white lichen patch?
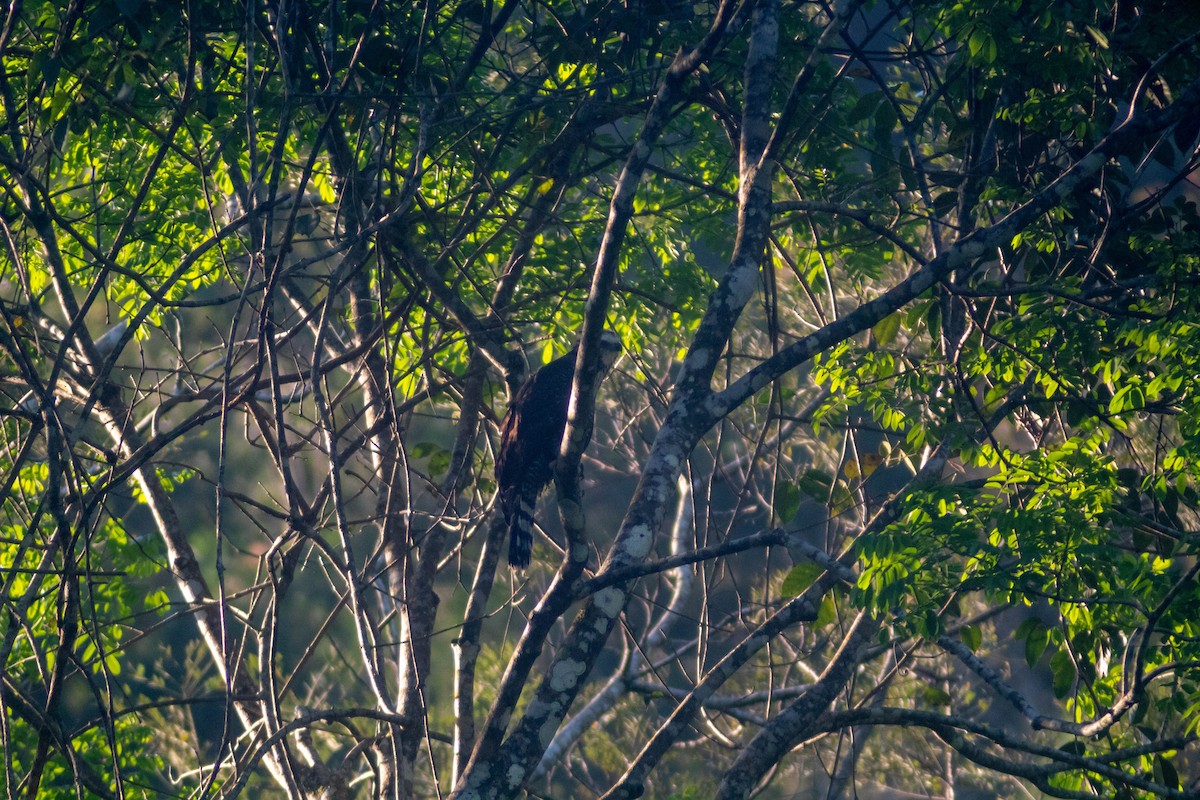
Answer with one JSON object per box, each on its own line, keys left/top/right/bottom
{"left": 958, "top": 239, "right": 985, "bottom": 259}
{"left": 523, "top": 698, "right": 549, "bottom": 719}
{"left": 685, "top": 348, "right": 709, "bottom": 370}
{"left": 704, "top": 393, "right": 728, "bottom": 419}
{"left": 639, "top": 481, "right": 667, "bottom": 505}
{"left": 506, "top": 764, "right": 526, "bottom": 787}
{"left": 594, "top": 586, "right": 626, "bottom": 618}
{"left": 724, "top": 264, "right": 757, "bottom": 307}
{"left": 623, "top": 524, "right": 653, "bottom": 558}
{"left": 549, "top": 659, "right": 587, "bottom": 692}
{"left": 454, "top": 640, "right": 480, "bottom": 660}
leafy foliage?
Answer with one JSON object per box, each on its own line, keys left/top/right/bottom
{"left": 2, "top": 0, "right": 1199, "bottom": 798}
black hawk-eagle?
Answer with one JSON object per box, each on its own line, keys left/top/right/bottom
{"left": 495, "top": 331, "right": 622, "bottom": 568}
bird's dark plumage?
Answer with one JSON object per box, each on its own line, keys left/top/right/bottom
{"left": 495, "top": 332, "right": 621, "bottom": 568}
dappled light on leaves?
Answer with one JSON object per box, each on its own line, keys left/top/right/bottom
{"left": 1, "top": 1, "right": 1199, "bottom": 798}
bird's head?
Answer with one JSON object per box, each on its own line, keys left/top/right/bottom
{"left": 597, "top": 330, "right": 623, "bottom": 372}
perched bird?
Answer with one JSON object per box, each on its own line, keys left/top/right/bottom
{"left": 495, "top": 331, "right": 623, "bottom": 568}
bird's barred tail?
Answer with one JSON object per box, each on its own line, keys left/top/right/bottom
{"left": 507, "top": 493, "right": 538, "bottom": 569}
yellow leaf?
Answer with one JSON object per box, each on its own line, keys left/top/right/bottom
{"left": 843, "top": 452, "right": 883, "bottom": 479}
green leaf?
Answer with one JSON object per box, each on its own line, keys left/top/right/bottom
{"left": 919, "top": 609, "right": 943, "bottom": 639}
{"left": 872, "top": 312, "right": 902, "bottom": 346}
{"left": 1058, "top": 740, "right": 1087, "bottom": 756}
{"left": 1154, "top": 755, "right": 1180, "bottom": 789}
{"left": 1085, "top": 25, "right": 1109, "bottom": 49}
{"left": 775, "top": 482, "right": 801, "bottom": 523}
{"left": 815, "top": 595, "right": 837, "bottom": 629}
{"left": 922, "top": 686, "right": 952, "bottom": 706}
{"left": 874, "top": 102, "right": 898, "bottom": 144}
{"left": 781, "top": 562, "right": 824, "bottom": 598}
{"left": 410, "top": 442, "right": 437, "bottom": 459}
{"left": 931, "top": 191, "right": 958, "bottom": 218}
{"left": 1108, "top": 383, "right": 1145, "bottom": 414}
{"left": 429, "top": 448, "right": 452, "bottom": 477}
{"left": 145, "top": 589, "right": 170, "bottom": 615}
{"left": 848, "top": 91, "right": 884, "bottom": 123}
{"left": 924, "top": 300, "right": 941, "bottom": 340}
{"left": 1050, "top": 648, "right": 1076, "bottom": 698}
{"left": 1024, "top": 622, "right": 1049, "bottom": 667}
{"left": 959, "top": 624, "right": 982, "bottom": 653}
{"left": 797, "top": 468, "right": 832, "bottom": 502}
{"left": 830, "top": 479, "right": 855, "bottom": 516}
{"left": 968, "top": 28, "right": 997, "bottom": 63}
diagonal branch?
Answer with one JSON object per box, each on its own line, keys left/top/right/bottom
{"left": 451, "top": 4, "right": 745, "bottom": 797}
{"left": 712, "top": 73, "right": 1200, "bottom": 418}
